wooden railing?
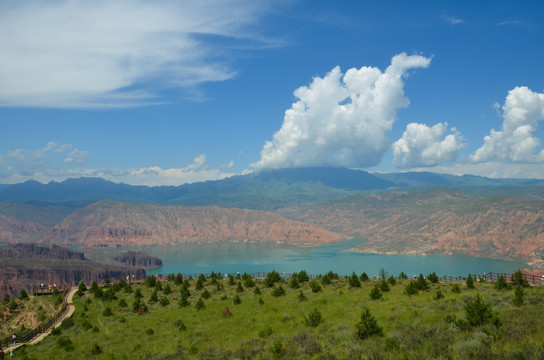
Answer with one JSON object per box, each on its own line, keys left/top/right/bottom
{"left": 440, "top": 271, "right": 542, "bottom": 285}
{"left": 1, "top": 288, "right": 70, "bottom": 348}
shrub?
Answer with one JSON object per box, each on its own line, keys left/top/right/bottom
{"left": 309, "top": 280, "right": 322, "bottom": 293}
{"left": 145, "top": 328, "right": 154, "bottom": 335}
{"left": 404, "top": 280, "right": 419, "bottom": 295}
{"left": 258, "top": 297, "right": 264, "bottom": 305}
{"left": 233, "top": 295, "right": 242, "bottom": 305}
{"left": 60, "top": 317, "right": 75, "bottom": 330}
{"left": 349, "top": 272, "right": 361, "bottom": 288}
{"left": 228, "top": 274, "right": 235, "bottom": 286}
{"left": 355, "top": 308, "right": 383, "bottom": 340}
{"left": 201, "top": 289, "right": 211, "bottom": 299}
{"left": 289, "top": 277, "right": 300, "bottom": 289}
{"left": 195, "top": 278, "right": 204, "bottom": 290}
{"left": 270, "top": 339, "right": 285, "bottom": 359}
{"left": 369, "top": 285, "right": 382, "bottom": 300}
{"left": 451, "top": 283, "right": 461, "bottom": 294}
{"left": 434, "top": 289, "right": 445, "bottom": 300}
{"left": 259, "top": 326, "right": 273, "bottom": 338}
{"left": 178, "top": 296, "right": 190, "bottom": 307}
{"left": 134, "top": 288, "right": 143, "bottom": 299}
{"left": 466, "top": 274, "right": 475, "bottom": 289}
{"left": 292, "top": 330, "right": 322, "bottom": 356}
{"left": 8, "top": 299, "right": 17, "bottom": 311}
{"left": 272, "top": 285, "right": 286, "bottom": 297}
{"left": 494, "top": 275, "right": 510, "bottom": 290}
{"left": 304, "top": 307, "right": 323, "bottom": 327}
{"left": 464, "top": 293, "right": 501, "bottom": 327}
{"left": 254, "top": 286, "right": 262, "bottom": 295}
{"left": 56, "top": 336, "right": 74, "bottom": 351}
{"left": 18, "top": 289, "right": 29, "bottom": 300}
{"left": 387, "top": 276, "right": 397, "bottom": 286}
{"left": 379, "top": 279, "right": 390, "bottom": 292}
{"left": 321, "top": 273, "right": 332, "bottom": 285}
{"left": 298, "top": 291, "right": 307, "bottom": 302}
{"left": 145, "top": 275, "right": 157, "bottom": 288}
{"left": 175, "top": 319, "right": 187, "bottom": 331}
{"left": 90, "top": 343, "right": 102, "bottom": 355}
{"left": 149, "top": 289, "right": 159, "bottom": 303}
{"left": 160, "top": 296, "right": 170, "bottom": 307}
{"left": 398, "top": 272, "right": 408, "bottom": 279}
{"left": 378, "top": 268, "right": 389, "bottom": 280}
{"left": 264, "top": 271, "right": 282, "bottom": 287}
{"left": 51, "top": 327, "right": 61, "bottom": 335}
{"left": 195, "top": 298, "right": 206, "bottom": 310}
{"left": 417, "top": 274, "right": 429, "bottom": 290}
{"left": 221, "top": 307, "right": 233, "bottom": 318}
{"left": 236, "top": 282, "right": 244, "bottom": 293}
{"left": 78, "top": 282, "right": 87, "bottom": 293}
{"left": 428, "top": 272, "right": 439, "bottom": 284}
{"left": 510, "top": 270, "right": 530, "bottom": 288}
{"left": 512, "top": 286, "right": 526, "bottom": 306}
{"left": 2, "top": 294, "right": 10, "bottom": 305}
{"left": 244, "top": 277, "right": 255, "bottom": 288}
{"left": 163, "top": 283, "right": 173, "bottom": 294}
{"left": 132, "top": 299, "right": 144, "bottom": 313}
{"left": 296, "top": 270, "right": 310, "bottom": 283}
{"left": 102, "top": 306, "right": 113, "bottom": 317}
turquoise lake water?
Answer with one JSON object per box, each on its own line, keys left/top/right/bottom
{"left": 143, "top": 238, "right": 528, "bottom": 277}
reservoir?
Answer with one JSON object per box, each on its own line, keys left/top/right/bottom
{"left": 143, "top": 238, "right": 529, "bottom": 277}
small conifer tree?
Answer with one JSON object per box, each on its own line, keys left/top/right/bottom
{"left": 195, "top": 298, "right": 205, "bottom": 310}
{"left": 494, "top": 275, "right": 510, "bottom": 290}
{"left": 349, "top": 272, "right": 361, "bottom": 287}
{"left": 369, "top": 285, "right": 382, "bottom": 300}
{"left": 355, "top": 308, "right": 383, "bottom": 340}
{"left": 466, "top": 274, "right": 475, "bottom": 289}
{"left": 512, "top": 286, "right": 526, "bottom": 306}
{"left": 304, "top": 307, "right": 323, "bottom": 327}
{"left": 309, "top": 280, "right": 322, "bottom": 293}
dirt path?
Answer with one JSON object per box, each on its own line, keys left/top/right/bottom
{"left": 4, "top": 286, "right": 78, "bottom": 353}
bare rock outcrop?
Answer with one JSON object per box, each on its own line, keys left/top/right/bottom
{"left": 45, "top": 200, "right": 343, "bottom": 248}
{"left": 0, "top": 244, "right": 146, "bottom": 299}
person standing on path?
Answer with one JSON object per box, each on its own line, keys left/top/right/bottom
{"left": 11, "top": 335, "right": 15, "bottom": 346}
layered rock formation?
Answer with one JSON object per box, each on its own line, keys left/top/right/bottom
{"left": 287, "top": 189, "right": 544, "bottom": 267}
{"left": 0, "top": 244, "right": 146, "bottom": 298}
{"left": 45, "top": 200, "right": 343, "bottom": 247}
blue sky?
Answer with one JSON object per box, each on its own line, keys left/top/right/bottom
{"left": 1, "top": 0, "right": 544, "bottom": 185}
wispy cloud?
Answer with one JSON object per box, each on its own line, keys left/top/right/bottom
{"left": 497, "top": 20, "right": 521, "bottom": 26}
{"left": 0, "top": 150, "right": 241, "bottom": 186}
{"left": 442, "top": 15, "right": 463, "bottom": 25}
{"left": 0, "top": 0, "right": 276, "bottom": 109}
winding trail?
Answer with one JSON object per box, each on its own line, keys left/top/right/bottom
{"left": 4, "top": 286, "right": 78, "bottom": 353}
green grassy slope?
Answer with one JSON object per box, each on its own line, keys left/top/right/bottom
{"left": 13, "top": 273, "right": 544, "bottom": 359}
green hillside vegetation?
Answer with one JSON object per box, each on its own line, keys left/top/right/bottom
{"left": 11, "top": 272, "right": 544, "bottom": 359}
{"left": 0, "top": 290, "right": 64, "bottom": 340}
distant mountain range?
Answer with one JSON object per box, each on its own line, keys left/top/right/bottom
{"left": 1, "top": 167, "right": 543, "bottom": 269}
{"left": 0, "top": 167, "right": 541, "bottom": 207}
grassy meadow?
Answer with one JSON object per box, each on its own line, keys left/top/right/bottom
{"left": 10, "top": 271, "right": 544, "bottom": 359}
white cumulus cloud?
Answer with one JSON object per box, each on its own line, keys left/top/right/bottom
{"left": 252, "top": 53, "right": 431, "bottom": 169}
{"left": 469, "top": 86, "right": 544, "bottom": 163}
{"left": 0, "top": 0, "right": 274, "bottom": 108}
{"left": 392, "top": 122, "right": 464, "bottom": 168}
